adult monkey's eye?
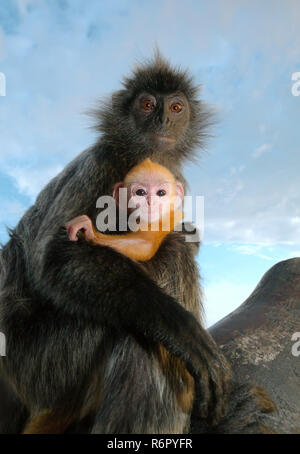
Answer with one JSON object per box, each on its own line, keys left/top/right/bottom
{"left": 136, "top": 189, "right": 147, "bottom": 196}
{"left": 142, "top": 100, "right": 154, "bottom": 111}
{"left": 170, "top": 103, "right": 183, "bottom": 113}
{"left": 157, "top": 189, "right": 166, "bottom": 197}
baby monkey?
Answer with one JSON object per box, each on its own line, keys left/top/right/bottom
{"left": 66, "top": 159, "right": 184, "bottom": 261}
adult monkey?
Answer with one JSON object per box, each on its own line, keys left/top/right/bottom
{"left": 0, "top": 54, "right": 230, "bottom": 434}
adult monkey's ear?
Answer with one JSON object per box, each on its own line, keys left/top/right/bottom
{"left": 113, "top": 182, "right": 125, "bottom": 206}
{"left": 112, "top": 90, "right": 131, "bottom": 112}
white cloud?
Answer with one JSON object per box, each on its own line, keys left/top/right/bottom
{"left": 230, "top": 165, "right": 245, "bottom": 176}
{"left": 204, "top": 214, "right": 300, "bottom": 247}
{"left": 290, "top": 217, "right": 300, "bottom": 225}
{"left": 288, "top": 250, "right": 300, "bottom": 258}
{"left": 203, "top": 280, "right": 255, "bottom": 328}
{"left": 232, "top": 244, "right": 274, "bottom": 261}
{"left": 16, "top": 0, "right": 40, "bottom": 16}
{"left": 252, "top": 143, "right": 272, "bottom": 159}
{"left": 0, "top": 199, "right": 26, "bottom": 218}
{"left": 6, "top": 165, "right": 63, "bottom": 202}
{"left": 0, "top": 199, "right": 28, "bottom": 237}
{"left": 259, "top": 124, "right": 266, "bottom": 134}
{"left": 0, "top": 26, "right": 5, "bottom": 61}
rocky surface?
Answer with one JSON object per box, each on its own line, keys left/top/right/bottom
{"left": 203, "top": 258, "right": 300, "bottom": 433}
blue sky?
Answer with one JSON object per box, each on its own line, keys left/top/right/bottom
{"left": 0, "top": 0, "right": 300, "bottom": 326}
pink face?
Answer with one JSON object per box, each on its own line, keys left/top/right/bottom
{"left": 128, "top": 179, "right": 184, "bottom": 223}
{"left": 113, "top": 177, "right": 184, "bottom": 224}
{"left": 129, "top": 181, "right": 171, "bottom": 223}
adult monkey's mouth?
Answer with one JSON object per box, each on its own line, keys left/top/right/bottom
{"left": 154, "top": 134, "right": 176, "bottom": 144}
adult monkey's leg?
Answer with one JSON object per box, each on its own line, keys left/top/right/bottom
{"left": 0, "top": 373, "right": 28, "bottom": 434}
{"left": 89, "top": 227, "right": 230, "bottom": 434}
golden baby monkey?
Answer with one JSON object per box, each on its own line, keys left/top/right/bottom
{"left": 66, "top": 159, "right": 184, "bottom": 262}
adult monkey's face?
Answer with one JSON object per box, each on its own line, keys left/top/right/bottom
{"left": 94, "top": 53, "right": 214, "bottom": 160}
{"left": 131, "top": 91, "right": 190, "bottom": 149}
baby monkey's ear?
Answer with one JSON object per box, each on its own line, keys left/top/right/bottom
{"left": 175, "top": 182, "right": 184, "bottom": 199}
{"left": 174, "top": 181, "right": 184, "bottom": 208}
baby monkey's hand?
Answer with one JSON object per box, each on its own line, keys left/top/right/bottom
{"left": 65, "top": 215, "right": 95, "bottom": 242}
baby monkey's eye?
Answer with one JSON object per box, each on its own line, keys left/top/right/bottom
{"left": 157, "top": 189, "right": 166, "bottom": 197}
{"left": 136, "top": 189, "right": 147, "bottom": 196}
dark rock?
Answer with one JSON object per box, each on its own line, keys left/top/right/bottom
{"left": 193, "top": 258, "right": 300, "bottom": 434}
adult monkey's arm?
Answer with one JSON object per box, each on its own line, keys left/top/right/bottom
{"left": 35, "top": 226, "right": 229, "bottom": 423}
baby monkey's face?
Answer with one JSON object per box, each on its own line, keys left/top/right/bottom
{"left": 128, "top": 179, "right": 182, "bottom": 223}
